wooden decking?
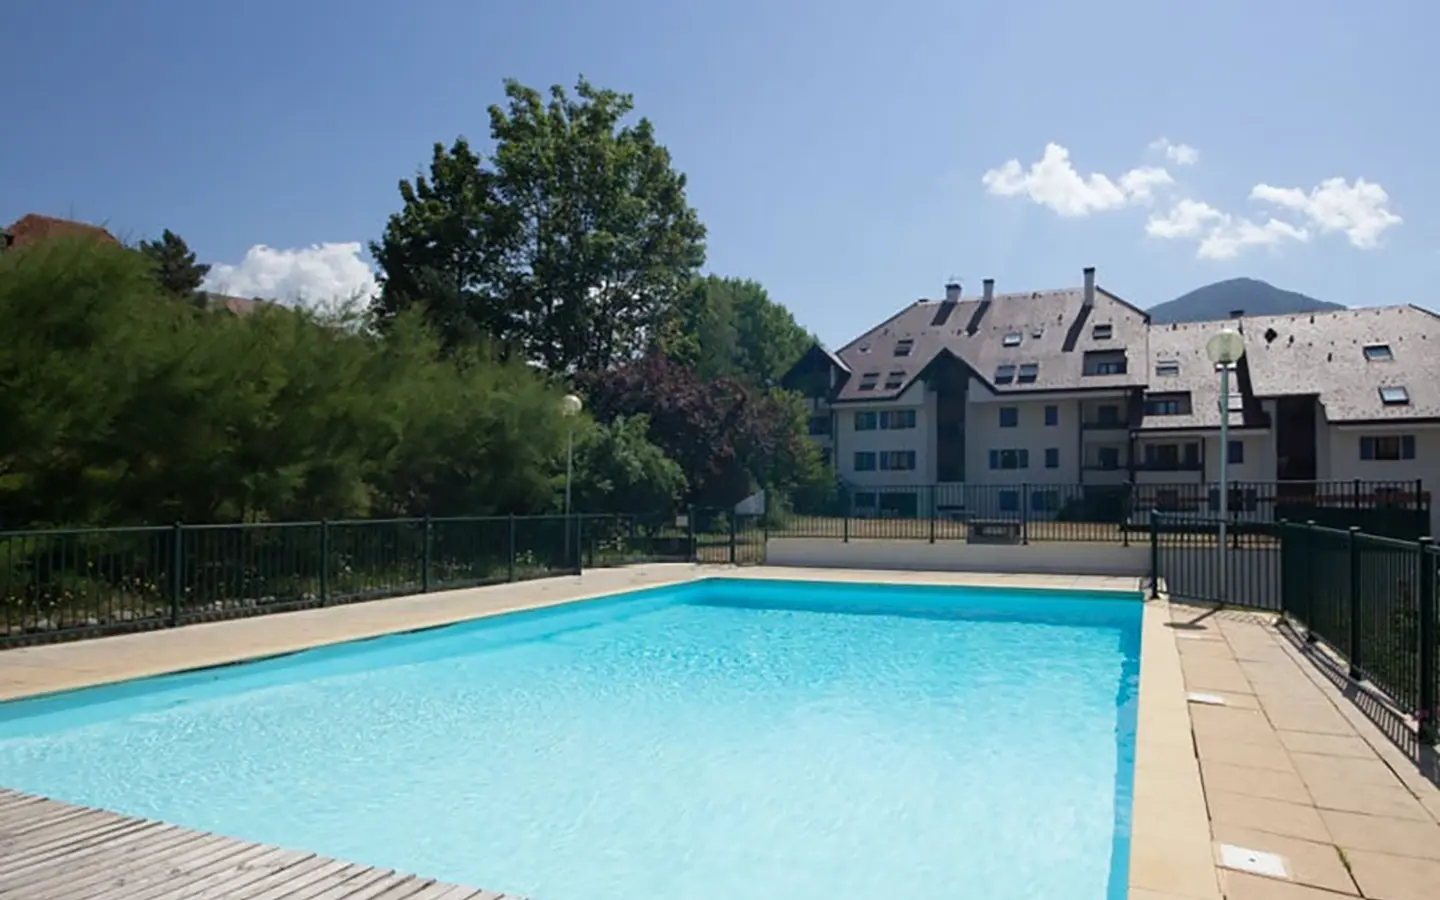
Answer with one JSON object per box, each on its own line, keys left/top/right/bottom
{"left": 0, "top": 788, "right": 512, "bottom": 900}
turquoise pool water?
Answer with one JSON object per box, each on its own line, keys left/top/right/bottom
{"left": 0, "top": 579, "right": 1141, "bottom": 900}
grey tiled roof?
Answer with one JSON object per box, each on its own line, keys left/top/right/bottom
{"left": 830, "top": 284, "right": 1150, "bottom": 402}
{"left": 1139, "top": 323, "right": 1245, "bottom": 430}
{"left": 1235, "top": 306, "right": 1440, "bottom": 422}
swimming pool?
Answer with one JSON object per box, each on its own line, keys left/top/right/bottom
{"left": 0, "top": 578, "right": 1142, "bottom": 900}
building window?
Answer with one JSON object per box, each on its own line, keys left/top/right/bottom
{"left": 1017, "top": 363, "right": 1038, "bottom": 383}
{"left": 879, "top": 409, "right": 916, "bottom": 430}
{"left": 1144, "top": 443, "right": 1198, "bottom": 470}
{"left": 999, "top": 490, "right": 1020, "bottom": 512}
{"left": 1228, "top": 440, "right": 1243, "bottom": 464}
{"left": 1144, "top": 393, "right": 1190, "bottom": 416}
{"left": 884, "top": 370, "right": 906, "bottom": 390}
{"left": 808, "top": 415, "right": 831, "bottom": 436}
{"left": 854, "top": 411, "right": 877, "bottom": 431}
{"left": 1097, "top": 447, "right": 1120, "bottom": 470}
{"left": 1083, "top": 349, "right": 1127, "bottom": 376}
{"left": 854, "top": 451, "right": 877, "bottom": 471}
{"left": 1092, "top": 323, "right": 1113, "bottom": 340}
{"left": 894, "top": 338, "right": 914, "bottom": 357}
{"left": 1031, "top": 489, "right": 1060, "bottom": 512}
{"left": 880, "top": 450, "right": 916, "bottom": 471}
{"left": 1155, "top": 360, "right": 1180, "bottom": 377}
{"left": 999, "top": 407, "right": 1019, "bottom": 428}
{"left": 1360, "top": 435, "right": 1416, "bottom": 461}
{"left": 1363, "top": 344, "right": 1393, "bottom": 361}
{"left": 1044, "top": 405, "right": 1058, "bottom": 426}
{"left": 1002, "top": 332, "right": 1022, "bottom": 347}
{"left": 1379, "top": 386, "right": 1410, "bottom": 406}
{"left": 988, "top": 449, "right": 1029, "bottom": 470}
{"left": 995, "top": 364, "right": 1016, "bottom": 384}
{"left": 1045, "top": 448, "right": 1059, "bottom": 469}
{"left": 858, "top": 372, "right": 879, "bottom": 391}
{"left": 1095, "top": 404, "right": 1122, "bottom": 426}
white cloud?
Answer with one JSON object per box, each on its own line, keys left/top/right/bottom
{"left": 1147, "top": 198, "right": 1310, "bottom": 260}
{"left": 1149, "top": 137, "right": 1199, "bottom": 166}
{"left": 981, "top": 143, "right": 1172, "bottom": 217}
{"left": 203, "top": 242, "right": 378, "bottom": 304}
{"left": 1250, "top": 177, "right": 1401, "bottom": 248}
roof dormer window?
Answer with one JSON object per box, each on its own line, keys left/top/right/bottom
{"left": 995, "top": 364, "right": 1016, "bottom": 384}
{"left": 1379, "top": 386, "right": 1410, "bottom": 406}
{"left": 1363, "top": 344, "right": 1393, "bottom": 361}
{"left": 1017, "top": 363, "right": 1038, "bottom": 383}
{"left": 858, "top": 371, "right": 879, "bottom": 391}
{"left": 1002, "top": 332, "right": 1022, "bottom": 347}
{"left": 894, "top": 338, "right": 914, "bottom": 357}
{"left": 1155, "top": 360, "right": 1180, "bottom": 377}
{"left": 1092, "top": 323, "right": 1113, "bottom": 340}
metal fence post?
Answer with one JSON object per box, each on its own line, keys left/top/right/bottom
{"left": 929, "top": 485, "right": 937, "bottom": 544}
{"left": 169, "top": 522, "right": 183, "bottom": 627}
{"left": 1021, "top": 483, "right": 1030, "bottom": 545}
{"left": 1149, "top": 508, "right": 1160, "bottom": 599}
{"left": 728, "top": 510, "right": 737, "bottom": 565}
{"left": 508, "top": 514, "right": 517, "bottom": 582}
{"left": 1418, "top": 537, "right": 1437, "bottom": 745}
{"left": 421, "top": 515, "right": 432, "bottom": 593}
{"left": 1348, "top": 526, "right": 1362, "bottom": 677}
{"left": 843, "top": 504, "right": 850, "bottom": 543}
{"left": 687, "top": 506, "right": 696, "bottom": 561}
{"left": 1304, "top": 520, "right": 1318, "bottom": 643}
{"left": 319, "top": 518, "right": 330, "bottom": 606}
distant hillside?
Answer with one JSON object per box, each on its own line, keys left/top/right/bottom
{"left": 1147, "top": 277, "right": 1344, "bottom": 324}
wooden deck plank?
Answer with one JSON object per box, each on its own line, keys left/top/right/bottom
{"left": 227, "top": 858, "right": 376, "bottom": 900}
{"left": 98, "top": 839, "right": 301, "bottom": 900}
{"left": 0, "top": 791, "right": 500, "bottom": 900}
{"left": 2, "top": 828, "right": 231, "bottom": 891}
{"left": 301, "top": 870, "right": 420, "bottom": 900}
{"left": 112, "top": 845, "right": 319, "bottom": 900}
{"left": 0, "top": 820, "right": 176, "bottom": 876}
{"left": 26, "top": 828, "right": 210, "bottom": 893}
{"left": 58, "top": 840, "right": 301, "bottom": 900}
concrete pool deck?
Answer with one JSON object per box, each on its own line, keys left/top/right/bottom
{"left": 2, "top": 566, "right": 1437, "bottom": 899}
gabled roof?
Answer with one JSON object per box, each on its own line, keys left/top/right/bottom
{"left": 2, "top": 214, "right": 119, "bottom": 250}
{"left": 1236, "top": 306, "right": 1440, "bottom": 422}
{"left": 827, "top": 282, "right": 1149, "bottom": 402}
{"left": 1139, "top": 322, "right": 1253, "bottom": 430}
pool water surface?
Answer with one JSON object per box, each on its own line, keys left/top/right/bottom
{"left": 0, "top": 579, "right": 1142, "bottom": 900}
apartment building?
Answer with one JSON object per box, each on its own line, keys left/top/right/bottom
{"left": 782, "top": 268, "right": 1440, "bottom": 530}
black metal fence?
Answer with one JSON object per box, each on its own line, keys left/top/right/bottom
{"left": 778, "top": 479, "right": 1429, "bottom": 545}
{"left": 1150, "top": 512, "right": 1439, "bottom": 744}
{"left": 1, "top": 513, "right": 719, "bottom": 648}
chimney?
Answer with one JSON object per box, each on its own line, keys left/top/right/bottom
{"left": 1229, "top": 309, "right": 1245, "bottom": 319}
{"left": 1082, "top": 267, "right": 1096, "bottom": 307}
{"left": 982, "top": 278, "right": 995, "bottom": 303}
{"left": 944, "top": 280, "right": 962, "bottom": 302}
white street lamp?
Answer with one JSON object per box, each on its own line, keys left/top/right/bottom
{"left": 561, "top": 394, "right": 583, "bottom": 564}
{"left": 1205, "top": 329, "right": 1246, "bottom": 603}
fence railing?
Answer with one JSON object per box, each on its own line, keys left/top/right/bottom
{"left": 1, "top": 513, "right": 717, "bottom": 648}
{"left": 778, "top": 479, "right": 1429, "bottom": 545}
{"left": 1150, "top": 512, "right": 1438, "bottom": 745}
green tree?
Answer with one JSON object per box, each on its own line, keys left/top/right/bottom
{"left": 138, "top": 229, "right": 211, "bottom": 303}
{"left": 572, "top": 415, "right": 687, "bottom": 516}
{"left": 372, "top": 76, "right": 707, "bottom": 371}
{"left": 666, "top": 276, "right": 814, "bottom": 389}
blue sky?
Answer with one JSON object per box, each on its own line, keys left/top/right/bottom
{"left": 2, "top": 0, "right": 1433, "bottom": 346}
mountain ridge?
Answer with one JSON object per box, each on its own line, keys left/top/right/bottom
{"left": 1146, "top": 277, "right": 1344, "bottom": 324}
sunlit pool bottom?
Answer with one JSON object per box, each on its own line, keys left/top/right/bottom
{"left": 0, "top": 578, "right": 1141, "bottom": 900}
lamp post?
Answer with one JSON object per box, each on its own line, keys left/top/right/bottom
{"left": 561, "top": 394, "right": 583, "bottom": 565}
{"left": 1205, "top": 329, "right": 1246, "bottom": 603}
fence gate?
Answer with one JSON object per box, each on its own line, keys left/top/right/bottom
{"left": 691, "top": 508, "right": 766, "bottom": 566}
{"left": 1150, "top": 513, "right": 1283, "bottom": 610}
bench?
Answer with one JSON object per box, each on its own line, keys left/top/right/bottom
{"left": 967, "top": 519, "right": 1023, "bottom": 544}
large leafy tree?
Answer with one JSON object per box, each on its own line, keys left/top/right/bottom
{"left": 578, "top": 354, "right": 824, "bottom": 508}
{"left": 571, "top": 415, "right": 687, "bottom": 517}
{"left": 138, "top": 229, "right": 211, "bottom": 303}
{"left": 372, "top": 77, "right": 707, "bottom": 371}
{"left": 665, "top": 275, "right": 814, "bottom": 389}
